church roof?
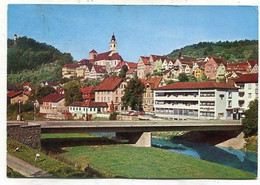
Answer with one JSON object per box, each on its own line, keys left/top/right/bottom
{"left": 92, "top": 51, "right": 123, "bottom": 62}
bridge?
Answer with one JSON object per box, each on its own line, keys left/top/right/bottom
{"left": 26, "top": 120, "right": 243, "bottom": 147}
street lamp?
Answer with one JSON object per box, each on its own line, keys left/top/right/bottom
{"left": 18, "top": 100, "right": 21, "bottom": 121}
{"left": 33, "top": 101, "right": 36, "bottom": 122}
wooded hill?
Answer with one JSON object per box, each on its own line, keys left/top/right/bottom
{"left": 167, "top": 40, "right": 258, "bottom": 62}
{"left": 7, "top": 36, "right": 73, "bottom": 74}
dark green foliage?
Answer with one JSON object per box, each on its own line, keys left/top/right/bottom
{"left": 64, "top": 81, "right": 83, "bottom": 106}
{"left": 188, "top": 76, "right": 197, "bottom": 82}
{"left": 178, "top": 73, "right": 189, "bottom": 82}
{"left": 119, "top": 65, "right": 128, "bottom": 78}
{"left": 122, "top": 78, "right": 145, "bottom": 110}
{"left": 109, "top": 112, "right": 118, "bottom": 120}
{"left": 168, "top": 40, "right": 258, "bottom": 62}
{"left": 7, "top": 36, "right": 73, "bottom": 74}
{"left": 36, "top": 85, "right": 56, "bottom": 100}
{"left": 83, "top": 79, "right": 101, "bottom": 87}
{"left": 242, "top": 99, "right": 258, "bottom": 137}
{"left": 201, "top": 74, "right": 208, "bottom": 81}
{"left": 166, "top": 80, "right": 174, "bottom": 85}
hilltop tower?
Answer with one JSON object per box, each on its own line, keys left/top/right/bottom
{"left": 14, "top": 34, "right": 17, "bottom": 45}
{"left": 109, "top": 33, "right": 117, "bottom": 51}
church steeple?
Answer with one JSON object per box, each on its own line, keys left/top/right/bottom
{"left": 110, "top": 33, "right": 117, "bottom": 51}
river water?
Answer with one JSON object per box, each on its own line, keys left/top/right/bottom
{"left": 152, "top": 137, "right": 257, "bottom": 175}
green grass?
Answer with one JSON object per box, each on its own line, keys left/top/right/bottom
{"left": 91, "top": 117, "right": 109, "bottom": 121}
{"left": 41, "top": 133, "right": 98, "bottom": 139}
{"left": 244, "top": 135, "right": 258, "bottom": 153}
{"left": 57, "top": 145, "right": 256, "bottom": 179}
{"left": 7, "top": 167, "right": 24, "bottom": 178}
{"left": 7, "top": 139, "right": 93, "bottom": 178}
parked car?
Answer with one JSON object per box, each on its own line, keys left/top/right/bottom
{"left": 126, "top": 110, "right": 135, "bottom": 116}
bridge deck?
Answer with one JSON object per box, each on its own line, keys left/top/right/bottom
{"left": 20, "top": 120, "right": 243, "bottom": 133}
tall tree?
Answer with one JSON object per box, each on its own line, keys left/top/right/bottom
{"left": 122, "top": 79, "right": 145, "bottom": 110}
{"left": 119, "top": 65, "right": 128, "bottom": 78}
{"left": 64, "top": 80, "right": 83, "bottom": 106}
{"left": 242, "top": 99, "right": 258, "bottom": 137}
{"left": 36, "top": 85, "right": 55, "bottom": 100}
{"left": 178, "top": 73, "right": 189, "bottom": 82}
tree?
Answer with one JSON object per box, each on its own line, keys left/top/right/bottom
{"left": 178, "top": 73, "right": 189, "bottom": 82}
{"left": 188, "top": 76, "right": 197, "bottom": 82}
{"left": 64, "top": 80, "right": 83, "bottom": 106}
{"left": 166, "top": 80, "right": 174, "bottom": 85}
{"left": 119, "top": 65, "right": 128, "bottom": 78}
{"left": 36, "top": 85, "right": 55, "bottom": 100}
{"left": 122, "top": 79, "right": 145, "bottom": 110}
{"left": 242, "top": 99, "right": 258, "bottom": 137}
{"left": 201, "top": 74, "right": 208, "bottom": 81}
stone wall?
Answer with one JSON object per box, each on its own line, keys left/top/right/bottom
{"left": 7, "top": 124, "right": 41, "bottom": 149}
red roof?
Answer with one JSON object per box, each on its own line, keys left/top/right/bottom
{"left": 41, "top": 93, "right": 64, "bottom": 102}
{"left": 93, "top": 65, "right": 108, "bottom": 73}
{"left": 89, "top": 49, "right": 97, "bottom": 53}
{"left": 126, "top": 68, "right": 136, "bottom": 74}
{"left": 247, "top": 60, "right": 258, "bottom": 68}
{"left": 69, "top": 100, "right": 108, "bottom": 108}
{"left": 23, "top": 82, "right": 31, "bottom": 87}
{"left": 127, "top": 62, "right": 138, "bottom": 69}
{"left": 155, "top": 81, "right": 238, "bottom": 90}
{"left": 140, "top": 56, "right": 150, "bottom": 65}
{"left": 210, "top": 56, "right": 227, "bottom": 66}
{"left": 234, "top": 73, "right": 258, "bottom": 83}
{"left": 141, "top": 77, "right": 163, "bottom": 89}
{"left": 7, "top": 91, "right": 23, "bottom": 98}
{"left": 226, "top": 62, "right": 248, "bottom": 72}
{"left": 95, "top": 77, "right": 123, "bottom": 91}
{"left": 64, "top": 63, "right": 79, "bottom": 68}
{"left": 115, "top": 61, "right": 127, "bottom": 69}
{"left": 150, "top": 55, "right": 165, "bottom": 61}
{"left": 81, "top": 86, "right": 95, "bottom": 94}
{"left": 92, "top": 51, "right": 123, "bottom": 62}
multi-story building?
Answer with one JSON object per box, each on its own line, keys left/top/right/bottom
{"left": 154, "top": 81, "right": 239, "bottom": 120}
{"left": 94, "top": 77, "right": 127, "bottom": 111}
{"left": 247, "top": 60, "right": 258, "bottom": 73}
{"left": 234, "top": 73, "right": 258, "bottom": 117}
{"left": 39, "top": 93, "right": 67, "bottom": 119}
{"left": 68, "top": 100, "right": 108, "bottom": 120}
{"left": 89, "top": 65, "right": 108, "bottom": 80}
{"left": 137, "top": 56, "right": 151, "bottom": 79}
{"left": 7, "top": 91, "right": 29, "bottom": 104}
{"left": 81, "top": 86, "right": 95, "bottom": 101}
{"left": 204, "top": 56, "right": 227, "bottom": 79}
{"left": 62, "top": 63, "right": 79, "bottom": 79}
{"left": 141, "top": 77, "right": 163, "bottom": 112}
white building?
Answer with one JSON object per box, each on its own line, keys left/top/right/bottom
{"left": 68, "top": 100, "right": 108, "bottom": 120}
{"left": 234, "top": 73, "right": 258, "bottom": 118}
{"left": 154, "top": 81, "right": 239, "bottom": 120}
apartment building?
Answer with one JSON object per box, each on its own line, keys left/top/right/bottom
{"left": 94, "top": 77, "right": 127, "bottom": 111}
{"left": 154, "top": 81, "right": 239, "bottom": 120}
{"left": 234, "top": 73, "right": 258, "bottom": 117}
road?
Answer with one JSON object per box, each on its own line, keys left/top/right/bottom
{"left": 7, "top": 154, "right": 53, "bottom": 178}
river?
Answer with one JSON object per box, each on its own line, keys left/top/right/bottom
{"left": 152, "top": 137, "right": 257, "bottom": 175}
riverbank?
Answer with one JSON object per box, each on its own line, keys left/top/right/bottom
{"left": 53, "top": 144, "right": 255, "bottom": 179}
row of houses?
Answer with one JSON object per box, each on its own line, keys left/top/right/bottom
{"left": 137, "top": 54, "right": 258, "bottom": 81}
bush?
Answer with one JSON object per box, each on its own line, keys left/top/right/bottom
{"left": 242, "top": 99, "right": 258, "bottom": 137}
{"left": 109, "top": 112, "right": 118, "bottom": 120}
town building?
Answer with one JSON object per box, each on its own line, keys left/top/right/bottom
{"left": 141, "top": 77, "right": 163, "bottom": 112}
{"left": 68, "top": 100, "right": 108, "bottom": 120}
{"left": 39, "top": 93, "right": 67, "bottom": 119}
{"left": 94, "top": 77, "right": 127, "bottom": 111}
{"left": 89, "top": 65, "right": 108, "bottom": 80}
{"left": 234, "top": 73, "right": 258, "bottom": 117}
{"left": 7, "top": 91, "right": 29, "bottom": 104}
{"left": 62, "top": 63, "right": 79, "bottom": 79}
{"left": 154, "top": 81, "right": 239, "bottom": 120}
{"left": 204, "top": 56, "right": 227, "bottom": 79}
{"left": 40, "top": 81, "right": 58, "bottom": 89}
{"left": 247, "top": 60, "right": 258, "bottom": 73}
{"left": 81, "top": 86, "right": 95, "bottom": 101}
{"left": 137, "top": 56, "right": 151, "bottom": 79}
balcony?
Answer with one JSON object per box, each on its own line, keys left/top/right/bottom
{"left": 155, "top": 95, "right": 199, "bottom": 101}
{"left": 155, "top": 103, "right": 199, "bottom": 109}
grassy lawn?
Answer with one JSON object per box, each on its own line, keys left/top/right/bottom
{"left": 91, "top": 117, "right": 109, "bottom": 121}
{"left": 7, "top": 167, "right": 24, "bottom": 178}
{"left": 244, "top": 135, "right": 258, "bottom": 153}
{"left": 57, "top": 145, "right": 256, "bottom": 179}
{"left": 7, "top": 139, "right": 93, "bottom": 178}
{"left": 41, "top": 133, "right": 98, "bottom": 139}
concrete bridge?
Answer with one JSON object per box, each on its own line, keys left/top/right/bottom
{"left": 27, "top": 120, "right": 243, "bottom": 147}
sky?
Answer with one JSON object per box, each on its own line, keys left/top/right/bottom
{"left": 8, "top": 5, "right": 258, "bottom": 62}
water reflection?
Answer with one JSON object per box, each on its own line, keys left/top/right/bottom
{"left": 152, "top": 138, "right": 257, "bottom": 175}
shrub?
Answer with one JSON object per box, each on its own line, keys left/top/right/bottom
{"left": 242, "top": 99, "right": 258, "bottom": 137}
{"left": 109, "top": 112, "right": 118, "bottom": 120}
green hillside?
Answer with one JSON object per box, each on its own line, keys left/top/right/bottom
{"left": 7, "top": 36, "right": 73, "bottom": 74}
{"left": 7, "top": 36, "right": 74, "bottom": 86}
{"left": 167, "top": 40, "right": 258, "bottom": 62}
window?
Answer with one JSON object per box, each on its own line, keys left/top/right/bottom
{"left": 248, "top": 84, "right": 252, "bottom": 89}
{"left": 228, "top": 92, "right": 232, "bottom": 98}
{"left": 228, "top": 101, "right": 232, "bottom": 108}
{"left": 249, "top": 93, "right": 252, "bottom": 98}
{"left": 116, "top": 97, "right": 118, "bottom": 103}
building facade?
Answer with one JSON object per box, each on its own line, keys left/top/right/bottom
{"left": 154, "top": 81, "right": 239, "bottom": 120}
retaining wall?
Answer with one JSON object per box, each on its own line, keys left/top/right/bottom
{"left": 7, "top": 124, "right": 41, "bottom": 149}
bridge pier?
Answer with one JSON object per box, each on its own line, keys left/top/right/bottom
{"left": 116, "top": 132, "right": 151, "bottom": 147}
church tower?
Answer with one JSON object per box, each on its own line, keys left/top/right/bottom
{"left": 109, "top": 33, "right": 117, "bottom": 51}
{"left": 14, "top": 34, "right": 17, "bottom": 46}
